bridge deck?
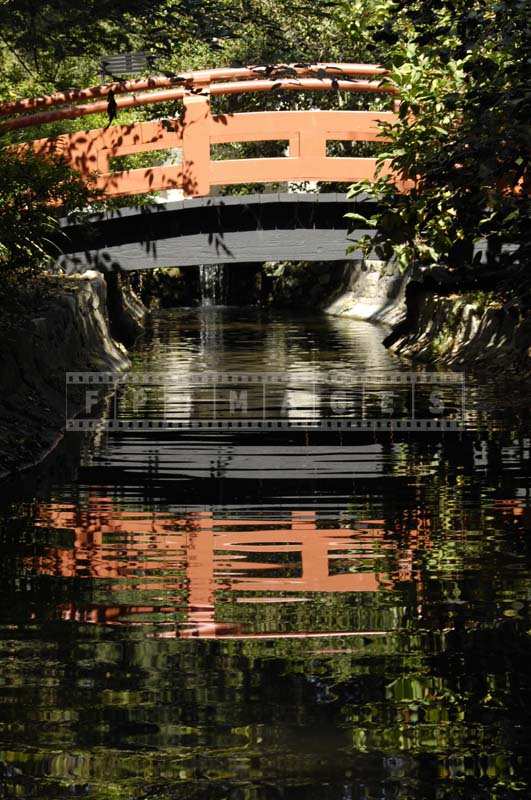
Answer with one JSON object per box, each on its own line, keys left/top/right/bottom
{"left": 56, "top": 192, "right": 378, "bottom": 271}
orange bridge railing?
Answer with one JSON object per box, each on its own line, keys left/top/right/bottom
{"left": 1, "top": 63, "right": 401, "bottom": 198}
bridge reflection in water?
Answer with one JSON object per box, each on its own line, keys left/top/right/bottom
{"left": 32, "top": 501, "right": 430, "bottom": 638}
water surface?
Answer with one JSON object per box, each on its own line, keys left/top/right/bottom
{"left": 0, "top": 308, "right": 529, "bottom": 800}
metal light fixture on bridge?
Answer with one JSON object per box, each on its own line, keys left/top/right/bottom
{"left": 99, "top": 51, "right": 157, "bottom": 81}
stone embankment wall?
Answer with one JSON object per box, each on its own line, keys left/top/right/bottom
{"left": 306, "top": 260, "right": 529, "bottom": 374}
{"left": 387, "top": 292, "right": 531, "bottom": 374}
{"left": 106, "top": 272, "right": 149, "bottom": 344}
{"left": 323, "top": 261, "right": 408, "bottom": 326}
{"left": 0, "top": 271, "right": 147, "bottom": 480}
{"left": 265, "top": 259, "right": 409, "bottom": 326}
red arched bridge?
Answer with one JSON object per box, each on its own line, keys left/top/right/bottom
{"left": 2, "top": 63, "right": 404, "bottom": 270}
{"left": 2, "top": 62, "right": 399, "bottom": 197}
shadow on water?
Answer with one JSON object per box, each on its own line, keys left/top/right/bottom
{"left": 0, "top": 308, "right": 530, "bottom": 800}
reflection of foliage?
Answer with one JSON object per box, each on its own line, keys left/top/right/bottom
{"left": 0, "top": 428, "right": 530, "bottom": 798}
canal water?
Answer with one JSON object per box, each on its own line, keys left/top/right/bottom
{"left": 0, "top": 307, "right": 529, "bottom": 800}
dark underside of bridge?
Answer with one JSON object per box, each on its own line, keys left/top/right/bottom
{"left": 54, "top": 193, "right": 379, "bottom": 272}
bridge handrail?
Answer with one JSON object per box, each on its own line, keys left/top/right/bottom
{"left": 0, "top": 63, "right": 388, "bottom": 117}
{"left": 0, "top": 65, "right": 395, "bottom": 134}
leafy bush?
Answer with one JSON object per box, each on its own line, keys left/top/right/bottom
{"left": 347, "top": 1, "right": 529, "bottom": 281}
{"left": 0, "top": 144, "right": 93, "bottom": 279}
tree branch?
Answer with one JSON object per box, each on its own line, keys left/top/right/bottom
{"left": 0, "top": 32, "right": 37, "bottom": 80}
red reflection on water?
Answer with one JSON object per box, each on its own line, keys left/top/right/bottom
{"left": 31, "top": 498, "right": 430, "bottom": 638}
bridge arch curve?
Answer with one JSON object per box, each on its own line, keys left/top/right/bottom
{"left": 55, "top": 192, "right": 379, "bottom": 272}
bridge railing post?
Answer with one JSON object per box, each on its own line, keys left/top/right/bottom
{"left": 182, "top": 81, "right": 211, "bottom": 197}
